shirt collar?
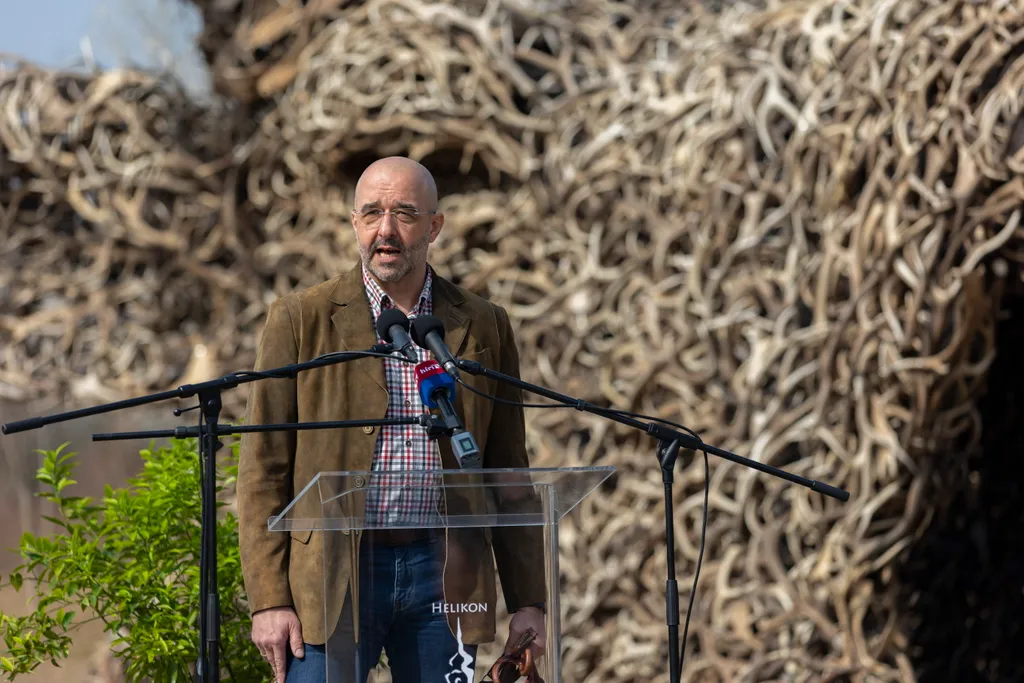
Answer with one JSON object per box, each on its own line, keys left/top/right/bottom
{"left": 362, "top": 265, "right": 433, "bottom": 319}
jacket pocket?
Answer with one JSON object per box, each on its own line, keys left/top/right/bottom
{"left": 290, "top": 528, "right": 313, "bottom": 544}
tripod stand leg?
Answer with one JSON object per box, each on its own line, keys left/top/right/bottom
{"left": 198, "top": 390, "right": 223, "bottom": 683}
{"left": 658, "top": 439, "right": 681, "bottom": 683}
{"left": 197, "top": 419, "right": 208, "bottom": 682}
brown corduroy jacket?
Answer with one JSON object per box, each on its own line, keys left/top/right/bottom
{"left": 236, "top": 263, "right": 547, "bottom": 646}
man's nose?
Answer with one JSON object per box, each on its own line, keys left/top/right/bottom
{"left": 377, "top": 214, "right": 398, "bottom": 236}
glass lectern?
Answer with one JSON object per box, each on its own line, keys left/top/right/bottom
{"left": 269, "top": 466, "right": 615, "bottom": 683}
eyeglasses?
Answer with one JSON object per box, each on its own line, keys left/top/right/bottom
{"left": 351, "top": 208, "right": 436, "bottom": 227}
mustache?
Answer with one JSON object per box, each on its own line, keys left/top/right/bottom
{"left": 372, "top": 238, "right": 403, "bottom": 251}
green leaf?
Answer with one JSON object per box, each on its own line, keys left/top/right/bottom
{"left": 10, "top": 572, "right": 23, "bottom": 591}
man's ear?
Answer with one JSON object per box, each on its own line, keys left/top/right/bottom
{"left": 430, "top": 213, "right": 445, "bottom": 242}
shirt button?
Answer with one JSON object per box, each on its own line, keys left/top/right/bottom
{"left": 405, "top": 400, "right": 411, "bottom": 407}
{"left": 405, "top": 440, "right": 412, "bottom": 447}
{"left": 363, "top": 426, "right": 374, "bottom": 434}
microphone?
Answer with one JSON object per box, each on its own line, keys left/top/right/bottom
{"left": 414, "top": 360, "right": 481, "bottom": 469}
{"left": 410, "top": 315, "right": 459, "bottom": 378}
{"left": 376, "top": 308, "right": 418, "bottom": 362}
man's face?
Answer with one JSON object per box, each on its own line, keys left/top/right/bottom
{"left": 352, "top": 166, "right": 443, "bottom": 283}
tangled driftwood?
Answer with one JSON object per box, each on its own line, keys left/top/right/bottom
{"left": 4, "top": 0, "right": 1024, "bottom": 681}
{"left": 0, "top": 66, "right": 243, "bottom": 406}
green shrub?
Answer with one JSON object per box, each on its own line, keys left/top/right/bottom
{"left": 0, "top": 438, "right": 270, "bottom": 682}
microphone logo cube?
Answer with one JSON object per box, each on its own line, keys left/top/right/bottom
{"left": 414, "top": 360, "right": 446, "bottom": 381}
{"left": 415, "top": 360, "right": 455, "bottom": 407}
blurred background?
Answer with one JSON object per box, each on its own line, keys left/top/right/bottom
{"left": 2, "top": 1, "right": 1024, "bottom": 682}
{"left": 2, "top": 4, "right": 209, "bottom": 681}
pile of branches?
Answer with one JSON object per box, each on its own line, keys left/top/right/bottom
{"left": 0, "top": 66, "right": 245, "bottom": 405}
{"left": 5, "top": 0, "right": 1024, "bottom": 680}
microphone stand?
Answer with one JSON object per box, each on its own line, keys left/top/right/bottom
{"left": 453, "top": 358, "right": 849, "bottom": 683}
{"left": 0, "top": 344, "right": 447, "bottom": 683}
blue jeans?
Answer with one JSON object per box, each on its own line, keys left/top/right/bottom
{"left": 286, "top": 536, "right": 479, "bottom": 683}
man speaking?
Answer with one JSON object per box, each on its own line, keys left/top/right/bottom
{"left": 236, "top": 156, "right": 547, "bottom": 682}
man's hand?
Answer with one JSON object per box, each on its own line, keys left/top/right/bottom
{"left": 504, "top": 605, "right": 546, "bottom": 659}
{"left": 252, "top": 606, "right": 304, "bottom": 683}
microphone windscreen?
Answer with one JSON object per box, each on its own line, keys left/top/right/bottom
{"left": 414, "top": 360, "right": 455, "bottom": 408}
{"left": 410, "top": 315, "right": 446, "bottom": 347}
{"left": 376, "top": 308, "right": 410, "bottom": 342}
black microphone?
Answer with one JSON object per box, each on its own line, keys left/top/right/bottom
{"left": 409, "top": 315, "right": 459, "bottom": 379}
{"left": 376, "top": 308, "right": 417, "bottom": 362}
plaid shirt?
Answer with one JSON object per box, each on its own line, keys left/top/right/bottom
{"left": 362, "top": 266, "right": 443, "bottom": 527}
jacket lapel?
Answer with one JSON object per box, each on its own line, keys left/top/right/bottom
{"left": 324, "top": 265, "right": 473, "bottom": 402}
{"left": 430, "top": 274, "right": 474, "bottom": 472}
{"left": 327, "top": 265, "right": 387, "bottom": 393}
{"left": 431, "top": 274, "right": 471, "bottom": 358}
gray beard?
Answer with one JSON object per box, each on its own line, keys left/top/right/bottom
{"left": 359, "top": 237, "right": 430, "bottom": 283}
{"left": 362, "top": 252, "right": 411, "bottom": 282}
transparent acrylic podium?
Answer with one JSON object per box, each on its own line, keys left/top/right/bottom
{"left": 269, "top": 466, "right": 615, "bottom": 683}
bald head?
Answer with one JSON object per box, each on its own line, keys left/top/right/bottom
{"left": 354, "top": 156, "right": 438, "bottom": 212}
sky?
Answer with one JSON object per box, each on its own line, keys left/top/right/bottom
{"left": 0, "top": 0, "right": 211, "bottom": 97}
